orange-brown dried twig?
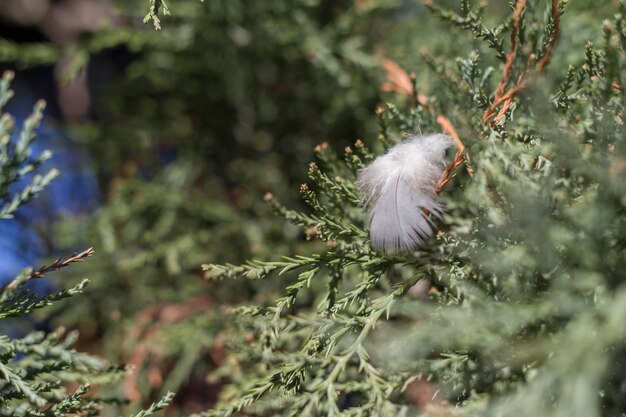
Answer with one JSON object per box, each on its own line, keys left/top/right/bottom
{"left": 483, "top": 0, "right": 562, "bottom": 125}
{"left": 537, "top": 0, "right": 562, "bottom": 73}
{"left": 482, "top": 0, "right": 526, "bottom": 124}
{"left": 436, "top": 115, "right": 474, "bottom": 192}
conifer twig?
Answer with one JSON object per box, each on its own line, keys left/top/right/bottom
{"left": 482, "top": 0, "right": 526, "bottom": 124}
{"left": 436, "top": 115, "right": 474, "bottom": 192}
{"left": 537, "top": 0, "right": 562, "bottom": 73}
{"left": 0, "top": 247, "right": 95, "bottom": 293}
{"left": 483, "top": 0, "right": 562, "bottom": 125}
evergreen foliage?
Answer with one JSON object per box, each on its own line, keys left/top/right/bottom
{"left": 1, "top": 0, "right": 624, "bottom": 416}
{"left": 0, "top": 71, "right": 172, "bottom": 416}
{"left": 199, "top": 1, "right": 626, "bottom": 416}
{"left": 42, "top": 0, "right": 394, "bottom": 409}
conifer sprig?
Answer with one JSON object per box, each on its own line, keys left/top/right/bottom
{"left": 0, "top": 73, "right": 58, "bottom": 219}
{"left": 0, "top": 71, "right": 172, "bottom": 416}
{"left": 0, "top": 248, "right": 94, "bottom": 298}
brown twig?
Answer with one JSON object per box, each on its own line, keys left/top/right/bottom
{"left": 496, "top": 0, "right": 526, "bottom": 101}
{"left": 488, "top": 78, "right": 529, "bottom": 126}
{"left": 482, "top": 0, "right": 526, "bottom": 124}
{"left": 537, "top": 0, "right": 561, "bottom": 73}
{"left": 483, "top": 0, "right": 562, "bottom": 125}
{"left": 436, "top": 115, "right": 474, "bottom": 192}
{"left": 1, "top": 247, "right": 95, "bottom": 293}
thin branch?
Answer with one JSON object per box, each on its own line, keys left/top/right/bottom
{"left": 482, "top": 0, "right": 526, "bottom": 124}
{"left": 1, "top": 247, "right": 95, "bottom": 293}
{"left": 436, "top": 115, "right": 474, "bottom": 193}
{"left": 483, "top": 0, "right": 562, "bottom": 125}
{"left": 537, "top": 0, "right": 562, "bottom": 73}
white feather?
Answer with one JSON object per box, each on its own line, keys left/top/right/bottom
{"left": 356, "top": 134, "right": 455, "bottom": 253}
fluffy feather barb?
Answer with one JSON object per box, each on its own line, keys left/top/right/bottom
{"left": 356, "top": 134, "right": 455, "bottom": 253}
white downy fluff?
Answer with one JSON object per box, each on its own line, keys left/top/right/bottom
{"left": 356, "top": 134, "right": 455, "bottom": 253}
